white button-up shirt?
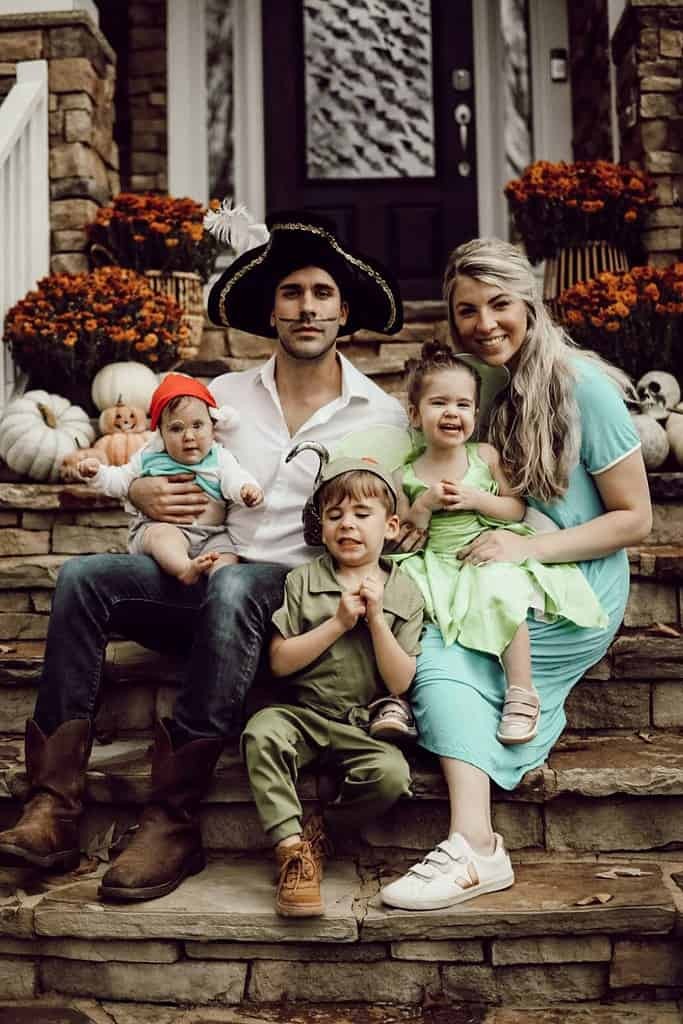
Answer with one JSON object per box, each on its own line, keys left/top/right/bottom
{"left": 210, "top": 354, "right": 408, "bottom": 568}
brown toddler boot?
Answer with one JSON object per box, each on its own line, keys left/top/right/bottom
{"left": 275, "top": 839, "right": 324, "bottom": 917}
{"left": 302, "top": 813, "right": 332, "bottom": 879}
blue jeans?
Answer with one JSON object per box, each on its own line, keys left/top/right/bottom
{"left": 34, "top": 554, "right": 289, "bottom": 742}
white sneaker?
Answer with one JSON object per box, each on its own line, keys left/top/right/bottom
{"left": 380, "top": 832, "right": 514, "bottom": 911}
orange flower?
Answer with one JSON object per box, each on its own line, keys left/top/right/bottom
{"left": 623, "top": 209, "right": 637, "bottom": 222}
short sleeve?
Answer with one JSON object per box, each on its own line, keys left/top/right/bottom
{"left": 271, "top": 567, "right": 305, "bottom": 639}
{"left": 391, "top": 586, "right": 424, "bottom": 657}
{"left": 575, "top": 360, "right": 641, "bottom": 476}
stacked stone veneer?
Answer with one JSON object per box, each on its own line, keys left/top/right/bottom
{"left": 124, "top": 0, "right": 167, "bottom": 193}
{"left": 612, "top": 0, "right": 683, "bottom": 266}
{"left": 0, "top": 12, "right": 119, "bottom": 274}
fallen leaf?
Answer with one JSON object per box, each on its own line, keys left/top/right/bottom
{"left": 84, "top": 821, "right": 117, "bottom": 862}
{"left": 648, "top": 622, "right": 682, "bottom": 638}
{"left": 0, "top": 645, "right": 15, "bottom": 655}
{"left": 595, "top": 867, "right": 653, "bottom": 879}
{"left": 575, "top": 892, "right": 613, "bottom": 906}
{"left": 637, "top": 731, "right": 654, "bottom": 743}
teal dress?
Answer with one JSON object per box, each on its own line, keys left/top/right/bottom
{"left": 393, "top": 444, "right": 607, "bottom": 657}
{"left": 410, "top": 358, "right": 642, "bottom": 790}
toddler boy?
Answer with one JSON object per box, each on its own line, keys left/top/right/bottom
{"left": 242, "top": 454, "right": 424, "bottom": 917}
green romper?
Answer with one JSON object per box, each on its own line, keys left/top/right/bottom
{"left": 393, "top": 443, "right": 608, "bottom": 657}
{"left": 242, "top": 552, "right": 424, "bottom": 844}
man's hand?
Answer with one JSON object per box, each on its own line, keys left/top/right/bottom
{"left": 128, "top": 474, "right": 208, "bottom": 523}
{"left": 76, "top": 457, "right": 101, "bottom": 480}
{"left": 241, "top": 482, "right": 264, "bottom": 507}
{"left": 334, "top": 590, "right": 366, "bottom": 632}
{"left": 392, "top": 520, "right": 428, "bottom": 553}
{"left": 359, "top": 574, "right": 385, "bottom": 624}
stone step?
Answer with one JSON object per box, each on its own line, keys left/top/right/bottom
{"left": 1, "top": 730, "right": 683, "bottom": 856}
{"left": 0, "top": 852, "right": 680, "bottom": 1007}
{"left": 10, "top": 1002, "right": 683, "bottom": 1024}
{"left": 1, "top": 626, "right": 682, "bottom": 737}
{"left": 0, "top": 1002, "right": 680, "bottom": 1024}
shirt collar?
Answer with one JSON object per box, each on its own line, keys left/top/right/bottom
{"left": 307, "top": 552, "right": 414, "bottom": 619}
{"left": 256, "top": 352, "right": 375, "bottom": 407}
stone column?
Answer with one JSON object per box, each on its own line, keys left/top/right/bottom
{"left": 612, "top": 0, "right": 683, "bottom": 266}
{"left": 0, "top": 10, "right": 119, "bottom": 274}
{"left": 126, "top": 0, "right": 167, "bottom": 193}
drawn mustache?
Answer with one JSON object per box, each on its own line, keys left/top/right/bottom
{"left": 276, "top": 316, "right": 339, "bottom": 324}
{"left": 272, "top": 311, "right": 335, "bottom": 323}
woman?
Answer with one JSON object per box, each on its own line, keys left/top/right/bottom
{"left": 381, "top": 238, "right": 652, "bottom": 911}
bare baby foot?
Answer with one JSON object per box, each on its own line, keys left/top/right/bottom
{"left": 177, "top": 551, "right": 219, "bottom": 585}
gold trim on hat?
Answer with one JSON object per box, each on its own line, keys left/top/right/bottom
{"left": 217, "top": 221, "right": 398, "bottom": 332}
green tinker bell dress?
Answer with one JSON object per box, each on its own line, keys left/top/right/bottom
{"left": 393, "top": 443, "right": 608, "bottom": 658}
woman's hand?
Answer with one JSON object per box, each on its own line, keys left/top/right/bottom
{"left": 458, "top": 529, "right": 531, "bottom": 565}
{"left": 128, "top": 474, "right": 209, "bottom": 523}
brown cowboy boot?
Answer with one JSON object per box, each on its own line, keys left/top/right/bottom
{"left": 0, "top": 718, "right": 92, "bottom": 872}
{"left": 275, "top": 839, "right": 324, "bottom": 917}
{"left": 98, "top": 719, "right": 223, "bottom": 902}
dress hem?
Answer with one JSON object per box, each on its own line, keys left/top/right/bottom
{"left": 416, "top": 714, "right": 567, "bottom": 792}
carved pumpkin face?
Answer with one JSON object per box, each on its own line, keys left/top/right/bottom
{"left": 98, "top": 401, "right": 148, "bottom": 435}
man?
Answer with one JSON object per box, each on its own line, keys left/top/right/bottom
{"left": 0, "top": 211, "right": 407, "bottom": 902}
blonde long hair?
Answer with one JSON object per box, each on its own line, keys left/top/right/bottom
{"left": 443, "top": 238, "right": 631, "bottom": 503}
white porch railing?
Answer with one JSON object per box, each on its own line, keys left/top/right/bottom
{"left": 0, "top": 59, "right": 50, "bottom": 408}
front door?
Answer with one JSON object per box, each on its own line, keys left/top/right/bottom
{"left": 262, "top": 0, "right": 477, "bottom": 300}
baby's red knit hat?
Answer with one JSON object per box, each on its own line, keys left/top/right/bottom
{"left": 149, "top": 374, "right": 217, "bottom": 430}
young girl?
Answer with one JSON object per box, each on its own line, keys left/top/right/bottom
{"left": 76, "top": 374, "right": 263, "bottom": 585}
{"left": 393, "top": 340, "right": 608, "bottom": 745}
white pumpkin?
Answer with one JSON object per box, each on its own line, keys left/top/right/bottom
{"left": 0, "top": 391, "right": 95, "bottom": 482}
{"left": 91, "top": 362, "right": 158, "bottom": 413}
{"left": 630, "top": 413, "right": 670, "bottom": 470}
{"left": 665, "top": 412, "right": 683, "bottom": 468}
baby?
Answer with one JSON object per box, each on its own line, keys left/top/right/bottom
{"left": 76, "top": 374, "right": 263, "bottom": 584}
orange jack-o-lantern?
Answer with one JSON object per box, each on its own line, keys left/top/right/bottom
{"left": 98, "top": 396, "right": 149, "bottom": 435}
{"left": 94, "top": 396, "right": 154, "bottom": 466}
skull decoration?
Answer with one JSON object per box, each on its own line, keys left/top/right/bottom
{"left": 636, "top": 371, "right": 682, "bottom": 421}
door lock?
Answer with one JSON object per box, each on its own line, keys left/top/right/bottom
{"left": 454, "top": 104, "right": 472, "bottom": 151}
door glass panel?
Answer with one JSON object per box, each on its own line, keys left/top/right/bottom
{"left": 206, "top": 0, "right": 234, "bottom": 201}
{"left": 303, "top": 0, "right": 436, "bottom": 180}
{"left": 500, "top": 0, "right": 532, "bottom": 182}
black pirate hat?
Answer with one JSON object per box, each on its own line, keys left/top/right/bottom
{"left": 206, "top": 210, "right": 403, "bottom": 338}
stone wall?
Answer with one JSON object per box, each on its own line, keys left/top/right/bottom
{"left": 0, "top": 11, "right": 119, "bottom": 275}
{"left": 123, "top": 0, "right": 167, "bottom": 193}
{"left": 612, "top": 0, "right": 683, "bottom": 267}
{"left": 568, "top": 0, "right": 614, "bottom": 160}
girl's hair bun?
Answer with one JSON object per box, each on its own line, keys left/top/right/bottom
{"left": 406, "top": 338, "right": 479, "bottom": 408}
